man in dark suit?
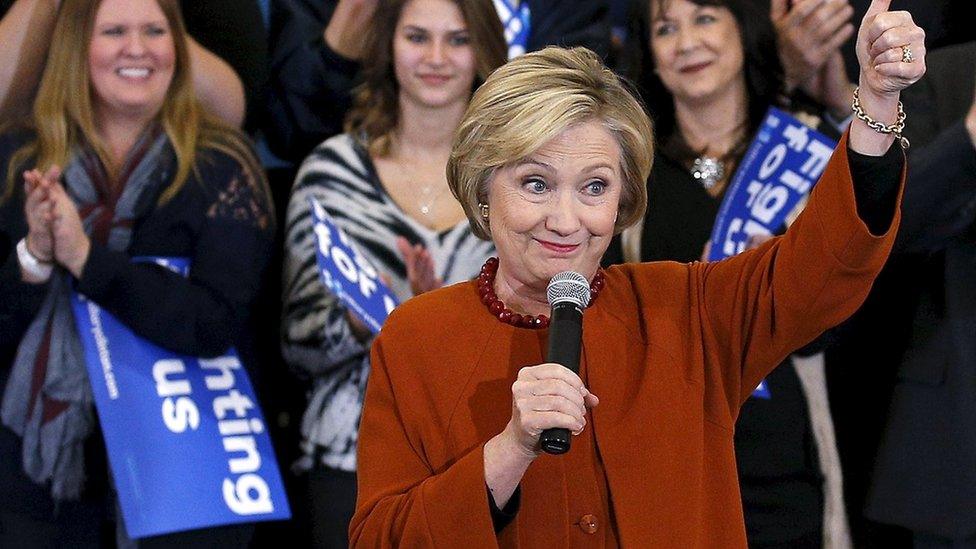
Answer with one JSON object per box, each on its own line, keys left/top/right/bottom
{"left": 861, "top": 41, "right": 976, "bottom": 548}
{"left": 768, "top": 6, "right": 975, "bottom": 546}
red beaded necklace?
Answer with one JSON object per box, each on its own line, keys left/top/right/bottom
{"left": 476, "top": 257, "right": 605, "bottom": 329}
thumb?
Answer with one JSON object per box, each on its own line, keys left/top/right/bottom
{"left": 770, "top": 0, "right": 788, "bottom": 21}
{"left": 864, "top": 0, "right": 891, "bottom": 19}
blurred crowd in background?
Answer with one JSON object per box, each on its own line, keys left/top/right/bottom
{"left": 1, "top": 0, "right": 974, "bottom": 547}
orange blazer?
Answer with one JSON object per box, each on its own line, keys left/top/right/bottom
{"left": 351, "top": 133, "right": 903, "bottom": 548}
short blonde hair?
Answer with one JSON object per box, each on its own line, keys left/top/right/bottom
{"left": 448, "top": 46, "right": 654, "bottom": 240}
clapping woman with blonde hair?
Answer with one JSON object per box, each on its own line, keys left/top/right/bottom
{"left": 0, "top": 0, "right": 272, "bottom": 544}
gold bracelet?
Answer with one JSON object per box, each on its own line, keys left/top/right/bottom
{"left": 851, "top": 87, "right": 909, "bottom": 149}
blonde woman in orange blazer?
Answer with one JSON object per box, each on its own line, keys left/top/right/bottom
{"left": 351, "top": 2, "right": 926, "bottom": 545}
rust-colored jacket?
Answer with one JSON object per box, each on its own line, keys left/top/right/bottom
{"left": 351, "top": 135, "right": 903, "bottom": 547}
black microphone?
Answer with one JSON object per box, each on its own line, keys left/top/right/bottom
{"left": 539, "top": 271, "right": 590, "bottom": 455}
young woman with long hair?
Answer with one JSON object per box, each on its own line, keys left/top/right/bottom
{"left": 280, "top": 0, "right": 506, "bottom": 545}
{"left": 0, "top": 0, "right": 273, "bottom": 545}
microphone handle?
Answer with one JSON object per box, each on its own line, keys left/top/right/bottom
{"left": 540, "top": 302, "right": 583, "bottom": 455}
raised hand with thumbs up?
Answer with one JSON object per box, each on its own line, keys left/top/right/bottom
{"left": 849, "top": 0, "right": 926, "bottom": 155}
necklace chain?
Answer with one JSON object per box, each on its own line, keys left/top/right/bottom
{"left": 398, "top": 155, "right": 450, "bottom": 217}
{"left": 417, "top": 183, "right": 449, "bottom": 216}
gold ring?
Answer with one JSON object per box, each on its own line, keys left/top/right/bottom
{"left": 901, "top": 44, "right": 915, "bottom": 63}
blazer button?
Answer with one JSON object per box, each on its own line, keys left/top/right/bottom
{"left": 579, "top": 514, "right": 599, "bottom": 534}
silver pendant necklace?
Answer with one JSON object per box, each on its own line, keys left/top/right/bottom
{"left": 417, "top": 183, "right": 449, "bottom": 216}
{"left": 396, "top": 138, "right": 450, "bottom": 217}
{"left": 690, "top": 156, "right": 725, "bottom": 190}
{"left": 401, "top": 157, "right": 448, "bottom": 216}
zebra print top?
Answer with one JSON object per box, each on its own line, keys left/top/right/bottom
{"left": 282, "top": 133, "right": 494, "bottom": 472}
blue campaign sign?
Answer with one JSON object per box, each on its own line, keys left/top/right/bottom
{"left": 70, "top": 257, "right": 290, "bottom": 539}
{"left": 752, "top": 379, "right": 772, "bottom": 399}
{"left": 707, "top": 107, "right": 838, "bottom": 261}
{"left": 495, "top": 0, "right": 531, "bottom": 58}
{"left": 308, "top": 196, "right": 399, "bottom": 334}
{"left": 706, "top": 109, "right": 837, "bottom": 399}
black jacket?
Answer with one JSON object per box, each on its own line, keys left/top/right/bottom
{"left": 0, "top": 131, "right": 274, "bottom": 517}
{"left": 862, "top": 41, "right": 976, "bottom": 539}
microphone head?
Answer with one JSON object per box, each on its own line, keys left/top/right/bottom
{"left": 546, "top": 271, "right": 590, "bottom": 309}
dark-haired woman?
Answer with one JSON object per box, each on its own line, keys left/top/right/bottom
{"left": 605, "top": 0, "right": 853, "bottom": 546}
{"left": 280, "top": 0, "right": 506, "bottom": 545}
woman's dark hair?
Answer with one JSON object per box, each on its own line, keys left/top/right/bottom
{"left": 621, "top": 0, "right": 785, "bottom": 148}
{"left": 344, "top": 0, "right": 508, "bottom": 156}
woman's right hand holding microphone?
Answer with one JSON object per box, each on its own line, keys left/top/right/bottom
{"left": 484, "top": 363, "right": 599, "bottom": 509}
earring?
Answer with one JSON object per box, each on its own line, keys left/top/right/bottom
{"left": 479, "top": 203, "right": 489, "bottom": 219}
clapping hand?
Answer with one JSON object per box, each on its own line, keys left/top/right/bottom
{"left": 20, "top": 166, "right": 90, "bottom": 281}
{"left": 771, "top": 0, "right": 854, "bottom": 90}
{"left": 396, "top": 236, "right": 443, "bottom": 296}
{"left": 45, "top": 177, "right": 91, "bottom": 278}
{"left": 22, "top": 166, "right": 60, "bottom": 263}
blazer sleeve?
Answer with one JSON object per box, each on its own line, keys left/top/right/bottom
{"left": 696, "top": 131, "right": 903, "bottom": 415}
{"left": 349, "top": 330, "right": 500, "bottom": 548}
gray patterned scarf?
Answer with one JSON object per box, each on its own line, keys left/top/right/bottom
{"left": 1, "top": 129, "right": 172, "bottom": 501}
